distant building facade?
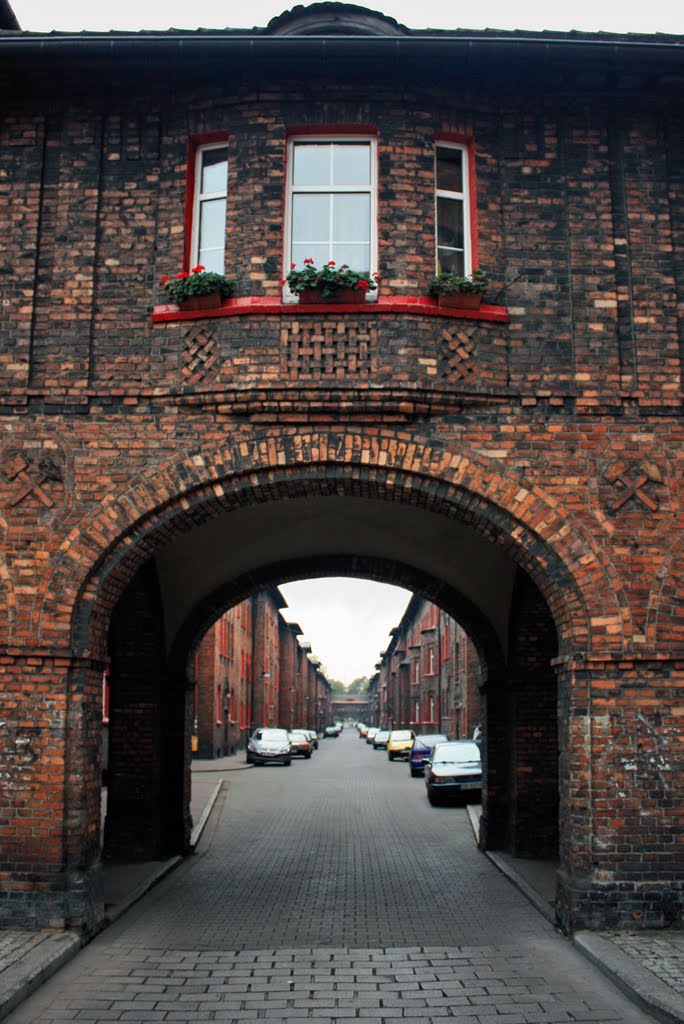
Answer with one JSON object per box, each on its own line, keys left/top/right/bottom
{"left": 193, "top": 587, "right": 330, "bottom": 757}
{"left": 370, "top": 598, "right": 481, "bottom": 740}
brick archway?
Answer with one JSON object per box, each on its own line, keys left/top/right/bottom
{"left": 647, "top": 536, "right": 684, "bottom": 648}
{"left": 9, "top": 427, "right": 664, "bottom": 935}
{"left": 171, "top": 553, "right": 508, "bottom": 694}
{"left": 41, "top": 428, "right": 625, "bottom": 662}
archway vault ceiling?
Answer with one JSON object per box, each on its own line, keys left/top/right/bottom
{"left": 155, "top": 495, "right": 516, "bottom": 658}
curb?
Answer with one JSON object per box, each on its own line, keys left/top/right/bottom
{"left": 0, "top": 932, "right": 82, "bottom": 1023}
{"left": 466, "top": 804, "right": 558, "bottom": 926}
{"left": 104, "top": 856, "right": 183, "bottom": 925}
{"left": 190, "top": 778, "right": 224, "bottom": 849}
{"left": 466, "top": 804, "right": 682, "bottom": 1024}
{"left": 574, "top": 932, "right": 684, "bottom": 1024}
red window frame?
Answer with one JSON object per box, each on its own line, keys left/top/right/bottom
{"left": 183, "top": 132, "right": 230, "bottom": 273}
{"left": 434, "top": 133, "right": 479, "bottom": 274}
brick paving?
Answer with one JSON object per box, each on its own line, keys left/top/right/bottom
{"left": 607, "top": 932, "right": 684, "bottom": 995}
{"left": 3, "top": 732, "right": 664, "bottom": 1024}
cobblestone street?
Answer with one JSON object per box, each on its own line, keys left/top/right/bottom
{"left": 5, "top": 731, "right": 661, "bottom": 1024}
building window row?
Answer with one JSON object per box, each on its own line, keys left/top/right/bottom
{"left": 188, "top": 134, "right": 473, "bottom": 300}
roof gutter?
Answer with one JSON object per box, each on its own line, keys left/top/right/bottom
{"left": 0, "top": 31, "right": 682, "bottom": 54}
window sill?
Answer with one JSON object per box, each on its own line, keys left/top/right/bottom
{"left": 151, "top": 294, "right": 509, "bottom": 324}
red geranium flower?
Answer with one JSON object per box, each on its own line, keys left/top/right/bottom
{"left": 191, "top": 264, "right": 205, "bottom": 274}
{"left": 356, "top": 280, "right": 369, "bottom": 291}
{"left": 328, "top": 261, "right": 336, "bottom": 266}
{"left": 176, "top": 272, "right": 189, "bottom": 279}
{"left": 159, "top": 275, "right": 169, "bottom": 284}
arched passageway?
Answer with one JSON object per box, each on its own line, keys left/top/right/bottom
{"left": 4, "top": 430, "right": 677, "bottom": 934}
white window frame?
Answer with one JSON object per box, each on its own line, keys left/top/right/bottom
{"left": 190, "top": 142, "right": 229, "bottom": 273}
{"left": 283, "top": 134, "right": 378, "bottom": 302}
{"left": 434, "top": 141, "right": 471, "bottom": 277}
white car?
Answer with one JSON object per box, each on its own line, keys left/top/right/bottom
{"left": 246, "top": 728, "right": 291, "bottom": 766}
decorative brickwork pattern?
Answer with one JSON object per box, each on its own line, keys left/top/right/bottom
{"left": 181, "top": 326, "right": 218, "bottom": 385}
{"left": 280, "top": 320, "right": 377, "bottom": 379}
{"left": 441, "top": 325, "right": 478, "bottom": 381}
{"left": 1, "top": 450, "right": 63, "bottom": 512}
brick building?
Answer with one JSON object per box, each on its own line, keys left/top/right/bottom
{"left": 193, "top": 587, "right": 330, "bottom": 756}
{"left": 370, "top": 597, "right": 482, "bottom": 740}
{"left": 0, "top": 2, "right": 682, "bottom": 933}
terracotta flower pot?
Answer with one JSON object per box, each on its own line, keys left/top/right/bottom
{"left": 179, "top": 291, "right": 224, "bottom": 311}
{"left": 298, "top": 287, "right": 366, "bottom": 305}
{"left": 436, "top": 291, "right": 482, "bottom": 310}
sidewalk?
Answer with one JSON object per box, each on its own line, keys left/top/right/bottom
{"left": 1, "top": 765, "right": 681, "bottom": 1024}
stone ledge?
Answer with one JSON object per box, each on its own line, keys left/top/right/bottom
{"left": 151, "top": 294, "right": 509, "bottom": 324}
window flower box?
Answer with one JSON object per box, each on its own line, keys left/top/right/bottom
{"left": 159, "top": 266, "right": 235, "bottom": 308}
{"left": 179, "top": 291, "right": 225, "bottom": 311}
{"left": 298, "top": 286, "right": 366, "bottom": 305}
{"left": 429, "top": 269, "right": 489, "bottom": 310}
{"left": 437, "top": 292, "right": 482, "bottom": 310}
{"left": 284, "top": 260, "right": 378, "bottom": 304}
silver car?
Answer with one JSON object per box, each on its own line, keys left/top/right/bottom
{"left": 246, "top": 727, "right": 292, "bottom": 766}
{"left": 425, "top": 740, "right": 482, "bottom": 805}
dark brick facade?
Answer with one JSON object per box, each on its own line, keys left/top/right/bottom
{"left": 193, "top": 589, "right": 330, "bottom": 755}
{"left": 0, "top": 12, "right": 682, "bottom": 934}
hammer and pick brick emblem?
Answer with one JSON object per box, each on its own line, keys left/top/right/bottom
{"left": 2, "top": 452, "right": 63, "bottom": 509}
{"left": 603, "top": 459, "right": 663, "bottom": 513}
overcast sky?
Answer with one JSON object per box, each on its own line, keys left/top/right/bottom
{"left": 7, "top": 0, "right": 684, "bottom": 33}
{"left": 279, "top": 578, "right": 410, "bottom": 685}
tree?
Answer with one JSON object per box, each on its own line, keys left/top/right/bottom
{"left": 346, "top": 676, "right": 369, "bottom": 695}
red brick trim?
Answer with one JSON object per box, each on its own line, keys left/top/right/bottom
{"left": 151, "top": 295, "right": 509, "bottom": 323}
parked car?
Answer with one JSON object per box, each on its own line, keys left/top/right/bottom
{"left": 408, "top": 733, "right": 449, "bottom": 776}
{"left": 324, "top": 724, "right": 339, "bottom": 738}
{"left": 246, "top": 727, "right": 291, "bottom": 766}
{"left": 372, "top": 729, "right": 391, "bottom": 749}
{"left": 424, "top": 740, "right": 482, "bottom": 805}
{"left": 288, "top": 730, "right": 313, "bottom": 758}
{"left": 387, "top": 729, "right": 414, "bottom": 760}
{"left": 358, "top": 723, "right": 368, "bottom": 737}
{"left": 304, "top": 728, "right": 319, "bottom": 749}
{"left": 365, "top": 727, "right": 379, "bottom": 744}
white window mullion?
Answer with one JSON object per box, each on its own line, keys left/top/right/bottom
{"left": 435, "top": 142, "right": 471, "bottom": 278}
{"left": 284, "top": 135, "right": 377, "bottom": 302}
{"left": 192, "top": 143, "right": 228, "bottom": 274}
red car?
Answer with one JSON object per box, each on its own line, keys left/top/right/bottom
{"left": 288, "top": 730, "right": 312, "bottom": 759}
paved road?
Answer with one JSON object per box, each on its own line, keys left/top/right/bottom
{"left": 7, "top": 730, "right": 657, "bottom": 1023}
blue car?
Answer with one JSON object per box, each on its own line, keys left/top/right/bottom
{"left": 409, "top": 733, "right": 449, "bottom": 777}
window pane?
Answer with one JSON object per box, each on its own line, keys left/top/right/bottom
{"left": 198, "top": 246, "right": 225, "bottom": 274}
{"left": 332, "top": 194, "right": 370, "bottom": 243}
{"left": 293, "top": 144, "right": 331, "bottom": 186}
{"left": 332, "top": 243, "right": 370, "bottom": 275}
{"left": 437, "top": 247, "right": 465, "bottom": 276}
{"left": 437, "top": 196, "right": 464, "bottom": 250}
{"left": 201, "top": 148, "right": 228, "bottom": 194}
{"left": 436, "top": 146, "right": 463, "bottom": 193}
{"left": 333, "top": 143, "right": 370, "bottom": 185}
{"left": 292, "top": 194, "right": 330, "bottom": 243}
{"left": 292, "top": 243, "right": 329, "bottom": 269}
{"left": 199, "top": 198, "right": 226, "bottom": 252}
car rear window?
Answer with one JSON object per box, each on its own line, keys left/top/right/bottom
{"left": 390, "top": 731, "right": 413, "bottom": 740}
{"left": 415, "top": 734, "right": 448, "bottom": 747}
